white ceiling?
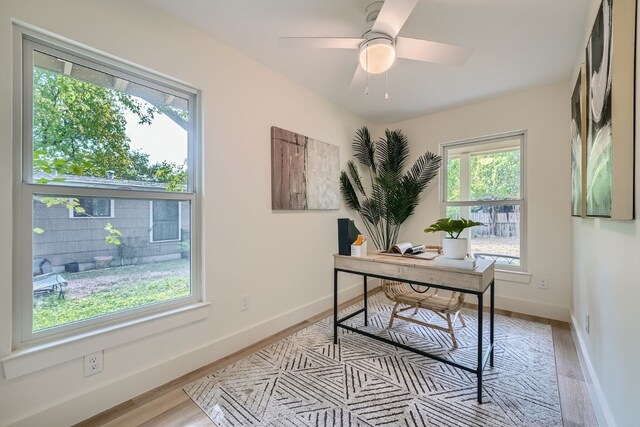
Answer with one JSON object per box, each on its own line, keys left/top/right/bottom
{"left": 143, "top": 0, "right": 591, "bottom": 124}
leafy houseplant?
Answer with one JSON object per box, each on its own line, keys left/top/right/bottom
{"left": 424, "top": 217, "right": 484, "bottom": 259}
{"left": 340, "top": 127, "right": 441, "bottom": 251}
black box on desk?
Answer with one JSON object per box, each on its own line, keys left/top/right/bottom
{"left": 337, "top": 218, "right": 360, "bottom": 255}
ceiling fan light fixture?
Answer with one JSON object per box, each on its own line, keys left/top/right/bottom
{"left": 359, "top": 38, "right": 395, "bottom": 74}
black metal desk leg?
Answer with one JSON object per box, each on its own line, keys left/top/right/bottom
{"left": 333, "top": 269, "right": 338, "bottom": 345}
{"left": 477, "top": 293, "right": 484, "bottom": 404}
{"left": 490, "top": 280, "right": 495, "bottom": 367}
{"left": 363, "top": 276, "right": 368, "bottom": 326}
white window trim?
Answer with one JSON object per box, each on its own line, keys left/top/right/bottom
{"left": 68, "top": 198, "right": 115, "bottom": 219}
{"left": 439, "top": 130, "right": 527, "bottom": 272}
{"left": 149, "top": 200, "right": 183, "bottom": 243}
{"left": 11, "top": 23, "right": 204, "bottom": 350}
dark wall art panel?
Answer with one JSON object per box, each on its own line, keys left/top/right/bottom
{"left": 571, "top": 64, "right": 587, "bottom": 217}
{"left": 585, "top": 0, "right": 613, "bottom": 216}
{"left": 584, "top": 0, "right": 635, "bottom": 219}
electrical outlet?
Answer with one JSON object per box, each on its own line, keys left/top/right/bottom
{"left": 240, "top": 294, "right": 251, "bottom": 312}
{"left": 84, "top": 350, "right": 103, "bottom": 377}
{"left": 538, "top": 277, "right": 549, "bottom": 289}
{"left": 585, "top": 312, "right": 590, "bottom": 335}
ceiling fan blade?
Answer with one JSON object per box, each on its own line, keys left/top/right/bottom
{"left": 371, "top": 0, "right": 419, "bottom": 39}
{"left": 350, "top": 64, "right": 366, "bottom": 90}
{"left": 279, "top": 37, "right": 363, "bottom": 49}
{"left": 396, "top": 37, "right": 474, "bottom": 66}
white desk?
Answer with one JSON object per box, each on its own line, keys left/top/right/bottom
{"left": 333, "top": 253, "right": 495, "bottom": 404}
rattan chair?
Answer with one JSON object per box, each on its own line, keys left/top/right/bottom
{"left": 383, "top": 281, "right": 466, "bottom": 348}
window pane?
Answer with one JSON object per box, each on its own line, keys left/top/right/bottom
{"left": 32, "top": 194, "right": 191, "bottom": 332}
{"left": 446, "top": 157, "right": 461, "bottom": 201}
{"left": 152, "top": 200, "right": 180, "bottom": 242}
{"left": 445, "top": 205, "right": 461, "bottom": 219}
{"left": 469, "top": 204, "right": 520, "bottom": 266}
{"left": 470, "top": 149, "right": 520, "bottom": 201}
{"left": 445, "top": 138, "right": 521, "bottom": 202}
{"left": 32, "top": 50, "right": 189, "bottom": 192}
{"left": 72, "top": 197, "right": 111, "bottom": 218}
{"left": 93, "top": 198, "right": 111, "bottom": 217}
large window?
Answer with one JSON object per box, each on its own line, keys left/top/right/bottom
{"left": 442, "top": 133, "right": 526, "bottom": 270}
{"left": 17, "top": 34, "right": 200, "bottom": 343}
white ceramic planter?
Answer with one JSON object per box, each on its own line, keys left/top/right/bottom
{"left": 442, "top": 238, "right": 467, "bottom": 259}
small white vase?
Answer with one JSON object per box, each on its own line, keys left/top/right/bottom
{"left": 442, "top": 238, "right": 467, "bottom": 259}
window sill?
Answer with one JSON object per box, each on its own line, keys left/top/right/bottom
{"left": 1, "top": 301, "right": 210, "bottom": 380}
{"left": 495, "top": 269, "right": 531, "bottom": 284}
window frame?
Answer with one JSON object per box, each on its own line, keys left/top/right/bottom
{"left": 149, "top": 200, "right": 183, "bottom": 243}
{"left": 13, "top": 27, "right": 203, "bottom": 348}
{"left": 440, "top": 131, "right": 527, "bottom": 272}
{"left": 68, "top": 198, "right": 115, "bottom": 219}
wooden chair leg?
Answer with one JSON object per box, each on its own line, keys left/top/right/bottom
{"left": 388, "top": 302, "right": 401, "bottom": 329}
{"left": 458, "top": 312, "right": 466, "bottom": 327}
{"left": 446, "top": 313, "right": 458, "bottom": 349}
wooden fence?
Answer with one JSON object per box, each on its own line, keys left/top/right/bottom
{"left": 470, "top": 212, "right": 520, "bottom": 238}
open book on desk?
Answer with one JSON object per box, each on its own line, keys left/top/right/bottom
{"left": 380, "top": 242, "right": 440, "bottom": 260}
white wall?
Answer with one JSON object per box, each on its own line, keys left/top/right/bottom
{"left": 0, "top": 1, "right": 368, "bottom": 425}
{"left": 571, "top": 1, "right": 640, "bottom": 426}
{"left": 380, "top": 82, "right": 572, "bottom": 321}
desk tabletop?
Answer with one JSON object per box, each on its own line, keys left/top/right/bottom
{"left": 334, "top": 252, "right": 493, "bottom": 275}
{"left": 334, "top": 252, "right": 495, "bottom": 293}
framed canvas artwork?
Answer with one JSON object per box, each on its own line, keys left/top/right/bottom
{"left": 584, "top": 0, "right": 636, "bottom": 219}
{"left": 571, "top": 64, "right": 587, "bottom": 217}
{"left": 271, "top": 126, "right": 340, "bottom": 210}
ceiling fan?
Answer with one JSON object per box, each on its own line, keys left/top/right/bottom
{"left": 279, "top": 0, "right": 474, "bottom": 90}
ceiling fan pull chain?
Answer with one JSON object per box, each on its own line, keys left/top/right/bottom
{"left": 365, "top": 44, "right": 369, "bottom": 96}
{"left": 385, "top": 71, "right": 389, "bottom": 100}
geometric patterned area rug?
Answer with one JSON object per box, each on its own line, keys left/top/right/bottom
{"left": 184, "top": 293, "right": 562, "bottom": 426}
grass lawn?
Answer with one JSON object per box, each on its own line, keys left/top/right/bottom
{"left": 33, "top": 260, "right": 190, "bottom": 331}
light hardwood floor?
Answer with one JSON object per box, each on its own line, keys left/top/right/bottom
{"left": 75, "top": 289, "right": 598, "bottom": 427}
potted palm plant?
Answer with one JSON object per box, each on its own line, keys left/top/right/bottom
{"left": 424, "top": 217, "right": 484, "bottom": 259}
{"left": 340, "top": 127, "right": 441, "bottom": 251}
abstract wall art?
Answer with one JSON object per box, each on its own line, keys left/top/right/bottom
{"left": 271, "top": 126, "right": 340, "bottom": 210}
{"left": 571, "top": 64, "right": 587, "bottom": 217}
{"left": 584, "top": 0, "right": 636, "bottom": 219}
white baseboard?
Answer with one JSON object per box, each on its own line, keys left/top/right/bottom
{"left": 8, "top": 281, "right": 368, "bottom": 427}
{"left": 493, "top": 295, "right": 570, "bottom": 322}
{"left": 570, "top": 314, "right": 615, "bottom": 427}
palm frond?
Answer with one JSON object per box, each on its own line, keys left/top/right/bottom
{"left": 352, "top": 126, "right": 376, "bottom": 173}
{"left": 387, "top": 183, "right": 418, "bottom": 225}
{"left": 360, "top": 199, "right": 381, "bottom": 226}
{"left": 376, "top": 131, "right": 390, "bottom": 173}
{"left": 377, "top": 129, "right": 410, "bottom": 178}
{"left": 403, "top": 151, "right": 442, "bottom": 192}
{"left": 371, "top": 178, "right": 391, "bottom": 218}
{"left": 347, "top": 160, "right": 366, "bottom": 196}
{"left": 388, "top": 129, "right": 410, "bottom": 174}
{"left": 339, "top": 171, "right": 361, "bottom": 211}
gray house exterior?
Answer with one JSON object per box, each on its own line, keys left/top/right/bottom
{"left": 33, "top": 175, "right": 190, "bottom": 272}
